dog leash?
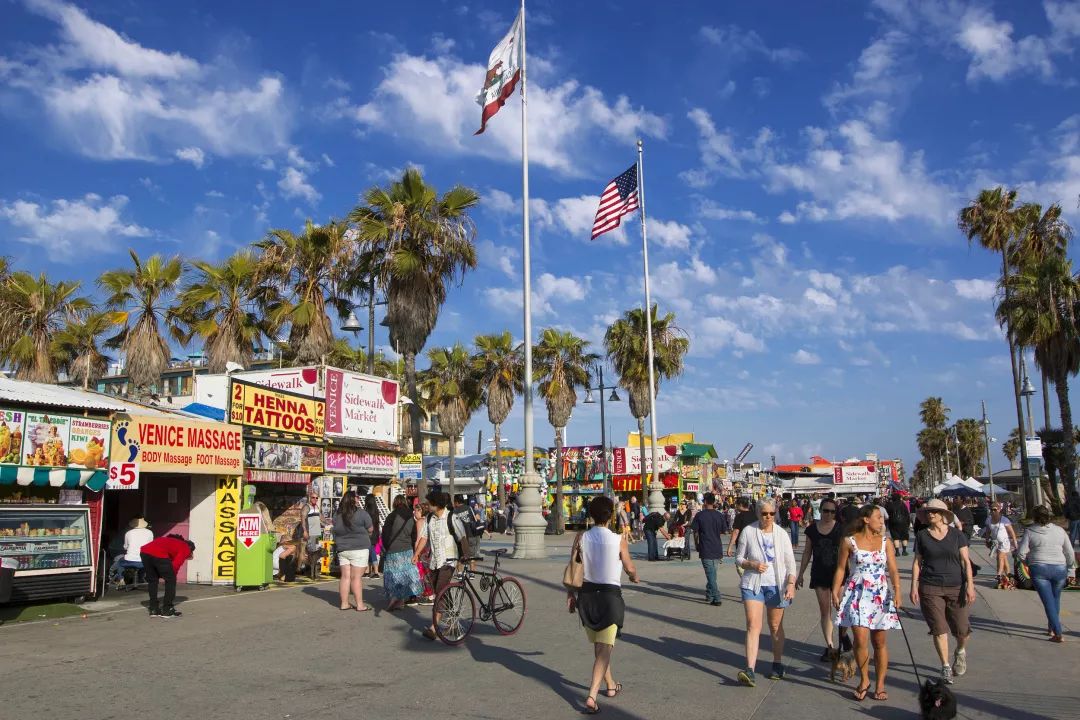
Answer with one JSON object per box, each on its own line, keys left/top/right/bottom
{"left": 894, "top": 598, "right": 923, "bottom": 687}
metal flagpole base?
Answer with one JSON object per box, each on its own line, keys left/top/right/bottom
{"left": 512, "top": 471, "right": 548, "bottom": 559}
{"left": 647, "top": 480, "right": 665, "bottom": 514}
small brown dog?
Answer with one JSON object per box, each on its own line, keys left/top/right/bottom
{"left": 829, "top": 648, "right": 858, "bottom": 684}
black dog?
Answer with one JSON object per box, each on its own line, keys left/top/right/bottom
{"left": 919, "top": 679, "right": 957, "bottom": 720}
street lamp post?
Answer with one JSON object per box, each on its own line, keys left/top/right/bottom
{"left": 981, "top": 401, "right": 996, "bottom": 504}
{"left": 1020, "top": 359, "right": 1042, "bottom": 509}
{"left": 342, "top": 310, "right": 363, "bottom": 366}
{"left": 584, "top": 365, "right": 621, "bottom": 499}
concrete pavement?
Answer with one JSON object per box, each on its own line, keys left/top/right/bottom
{"left": 0, "top": 533, "right": 1076, "bottom": 720}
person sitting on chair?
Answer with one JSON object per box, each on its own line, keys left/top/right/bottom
{"left": 109, "top": 517, "right": 153, "bottom": 585}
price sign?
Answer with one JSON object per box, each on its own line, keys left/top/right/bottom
{"left": 237, "top": 513, "right": 261, "bottom": 549}
{"left": 106, "top": 461, "right": 140, "bottom": 490}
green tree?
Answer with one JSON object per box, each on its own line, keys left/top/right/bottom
{"left": 1002, "top": 427, "right": 1022, "bottom": 469}
{"left": 98, "top": 251, "right": 184, "bottom": 393}
{"left": 604, "top": 304, "right": 690, "bottom": 505}
{"left": 0, "top": 272, "right": 91, "bottom": 382}
{"left": 325, "top": 338, "right": 398, "bottom": 377}
{"left": 952, "top": 418, "right": 986, "bottom": 478}
{"left": 255, "top": 220, "right": 353, "bottom": 365}
{"left": 53, "top": 311, "right": 113, "bottom": 389}
{"left": 535, "top": 328, "right": 597, "bottom": 533}
{"left": 175, "top": 250, "right": 280, "bottom": 373}
{"left": 916, "top": 397, "right": 950, "bottom": 489}
{"left": 473, "top": 331, "right": 524, "bottom": 506}
{"left": 418, "top": 343, "right": 482, "bottom": 498}
{"left": 353, "top": 169, "right": 479, "bottom": 496}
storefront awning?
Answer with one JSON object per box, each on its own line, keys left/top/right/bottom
{"left": 245, "top": 469, "right": 312, "bottom": 484}
{"left": 680, "top": 443, "right": 718, "bottom": 459}
{"left": 0, "top": 465, "right": 107, "bottom": 491}
{"left": 611, "top": 472, "right": 680, "bottom": 492}
{"left": 181, "top": 402, "right": 227, "bottom": 421}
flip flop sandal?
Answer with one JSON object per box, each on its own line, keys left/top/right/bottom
{"left": 853, "top": 685, "right": 870, "bottom": 701}
{"left": 603, "top": 683, "right": 622, "bottom": 698}
{"left": 872, "top": 691, "right": 888, "bottom": 701}
{"left": 583, "top": 697, "right": 601, "bottom": 714}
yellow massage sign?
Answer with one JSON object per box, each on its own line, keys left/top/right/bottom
{"left": 229, "top": 379, "right": 325, "bottom": 442}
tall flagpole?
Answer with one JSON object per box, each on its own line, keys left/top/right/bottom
{"left": 637, "top": 139, "right": 663, "bottom": 513}
{"left": 513, "top": 0, "right": 545, "bottom": 558}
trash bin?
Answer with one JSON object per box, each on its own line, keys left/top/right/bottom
{"left": 0, "top": 557, "right": 16, "bottom": 604}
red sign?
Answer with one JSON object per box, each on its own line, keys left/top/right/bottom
{"left": 237, "top": 514, "right": 261, "bottom": 548}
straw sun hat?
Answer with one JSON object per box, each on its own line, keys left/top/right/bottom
{"left": 917, "top": 498, "right": 955, "bottom": 524}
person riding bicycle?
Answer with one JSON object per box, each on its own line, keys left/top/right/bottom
{"left": 415, "top": 491, "right": 468, "bottom": 641}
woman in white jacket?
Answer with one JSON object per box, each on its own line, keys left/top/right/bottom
{"left": 735, "top": 498, "right": 798, "bottom": 686}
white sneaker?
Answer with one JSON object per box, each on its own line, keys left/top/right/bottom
{"left": 953, "top": 650, "right": 967, "bottom": 676}
{"left": 941, "top": 665, "right": 954, "bottom": 684}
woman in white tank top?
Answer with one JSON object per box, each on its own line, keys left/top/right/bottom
{"left": 566, "top": 496, "right": 639, "bottom": 714}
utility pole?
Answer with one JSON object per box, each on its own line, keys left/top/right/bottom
{"left": 982, "top": 401, "right": 995, "bottom": 504}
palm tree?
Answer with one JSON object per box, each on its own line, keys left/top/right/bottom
{"left": 352, "top": 169, "right": 479, "bottom": 483}
{"left": 916, "top": 397, "right": 950, "bottom": 486}
{"left": 997, "top": 253, "right": 1080, "bottom": 496}
{"left": 604, "top": 305, "right": 690, "bottom": 505}
{"left": 959, "top": 187, "right": 1035, "bottom": 509}
{"left": 175, "top": 250, "right": 279, "bottom": 373}
{"left": 53, "top": 312, "right": 113, "bottom": 389}
{"left": 1002, "top": 427, "right": 1022, "bottom": 469}
{"left": 0, "top": 272, "right": 91, "bottom": 382}
{"left": 473, "top": 332, "right": 524, "bottom": 506}
{"left": 255, "top": 220, "right": 353, "bottom": 364}
{"left": 953, "top": 418, "right": 986, "bottom": 478}
{"left": 535, "top": 328, "right": 598, "bottom": 533}
{"left": 99, "top": 251, "right": 184, "bottom": 393}
{"left": 418, "top": 343, "right": 482, "bottom": 498}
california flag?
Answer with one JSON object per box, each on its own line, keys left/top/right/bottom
{"left": 475, "top": 10, "right": 523, "bottom": 135}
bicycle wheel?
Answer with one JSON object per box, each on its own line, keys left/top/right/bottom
{"left": 490, "top": 576, "right": 526, "bottom": 635}
{"left": 433, "top": 582, "right": 476, "bottom": 646}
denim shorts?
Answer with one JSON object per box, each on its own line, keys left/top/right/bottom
{"left": 741, "top": 584, "right": 790, "bottom": 608}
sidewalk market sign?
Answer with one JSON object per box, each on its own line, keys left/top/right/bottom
{"left": 612, "top": 445, "right": 678, "bottom": 475}
{"left": 107, "top": 414, "right": 243, "bottom": 490}
{"left": 324, "top": 368, "right": 399, "bottom": 444}
{"left": 229, "top": 378, "right": 325, "bottom": 443}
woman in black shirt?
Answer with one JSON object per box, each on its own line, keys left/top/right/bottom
{"left": 795, "top": 498, "right": 851, "bottom": 658}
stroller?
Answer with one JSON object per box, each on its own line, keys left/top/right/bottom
{"left": 664, "top": 526, "right": 692, "bottom": 560}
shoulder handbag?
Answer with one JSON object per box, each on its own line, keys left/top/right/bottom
{"left": 563, "top": 531, "right": 585, "bottom": 590}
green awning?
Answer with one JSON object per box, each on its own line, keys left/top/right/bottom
{"left": 680, "top": 443, "right": 718, "bottom": 459}
{"left": 0, "top": 465, "right": 107, "bottom": 492}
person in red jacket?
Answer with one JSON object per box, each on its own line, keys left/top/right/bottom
{"left": 140, "top": 534, "right": 195, "bottom": 618}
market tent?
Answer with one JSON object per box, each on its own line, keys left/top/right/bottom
{"left": 0, "top": 465, "right": 107, "bottom": 492}
{"left": 982, "top": 483, "right": 1014, "bottom": 496}
{"left": 181, "top": 402, "right": 227, "bottom": 421}
{"left": 680, "top": 443, "right": 718, "bottom": 459}
{"left": 939, "top": 483, "right": 983, "bottom": 498}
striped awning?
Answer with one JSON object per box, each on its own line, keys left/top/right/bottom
{"left": 0, "top": 465, "right": 107, "bottom": 491}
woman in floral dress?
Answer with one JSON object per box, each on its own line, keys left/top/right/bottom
{"left": 832, "top": 504, "right": 902, "bottom": 702}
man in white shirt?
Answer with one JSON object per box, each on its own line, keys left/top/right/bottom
{"left": 109, "top": 517, "right": 154, "bottom": 584}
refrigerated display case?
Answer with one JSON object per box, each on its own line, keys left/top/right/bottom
{"left": 0, "top": 504, "right": 93, "bottom": 602}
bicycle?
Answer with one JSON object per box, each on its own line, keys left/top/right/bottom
{"left": 432, "top": 548, "right": 526, "bottom": 645}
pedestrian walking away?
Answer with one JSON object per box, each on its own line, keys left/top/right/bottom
{"left": 795, "top": 498, "right": 850, "bottom": 659}
{"left": 690, "top": 492, "right": 726, "bottom": 605}
{"left": 727, "top": 497, "right": 757, "bottom": 558}
{"left": 363, "top": 493, "right": 382, "bottom": 579}
{"left": 983, "top": 503, "right": 1018, "bottom": 589}
{"left": 833, "top": 504, "right": 902, "bottom": 702}
{"left": 139, "top": 533, "right": 195, "bottom": 618}
{"left": 642, "top": 510, "right": 671, "bottom": 561}
{"left": 415, "top": 491, "right": 467, "bottom": 640}
{"left": 566, "top": 496, "right": 639, "bottom": 714}
{"left": 886, "top": 493, "right": 912, "bottom": 556}
{"left": 333, "top": 490, "right": 374, "bottom": 612}
{"left": 787, "top": 500, "right": 804, "bottom": 549}
{"left": 452, "top": 494, "right": 483, "bottom": 572}
{"left": 910, "top": 498, "right": 975, "bottom": 684}
{"left": 735, "top": 499, "right": 798, "bottom": 686}
{"left": 1017, "top": 505, "right": 1076, "bottom": 643}
{"left": 1064, "top": 491, "right": 1080, "bottom": 546}
{"left": 381, "top": 495, "right": 424, "bottom": 611}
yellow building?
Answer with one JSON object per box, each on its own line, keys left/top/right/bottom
{"left": 626, "top": 432, "right": 695, "bottom": 447}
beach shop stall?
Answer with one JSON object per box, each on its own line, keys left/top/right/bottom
{"left": 0, "top": 379, "right": 126, "bottom": 602}
{"left": 106, "top": 412, "right": 244, "bottom": 586}
{"left": 678, "top": 443, "right": 717, "bottom": 501}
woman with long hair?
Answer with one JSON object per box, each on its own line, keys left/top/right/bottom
{"left": 796, "top": 497, "right": 851, "bottom": 659}
{"left": 364, "top": 494, "right": 382, "bottom": 579}
{"left": 381, "top": 495, "right": 424, "bottom": 610}
{"left": 332, "top": 490, "right": 373, "bottom": 612}
{"left": 567, "top": 496, "right": 639, "bottom": 714}
{"left": 833, "top": 504, "right": 902, "bottom": 701}
{"left": 734, "top": 498, "right": 798, "bottom": 686}
{"left": 1018, "top": 505, "right": 1076, "bottom": 643}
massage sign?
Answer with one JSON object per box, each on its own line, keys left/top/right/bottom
{"left": 229, "top": 378, "right": 325, "bottom": 444}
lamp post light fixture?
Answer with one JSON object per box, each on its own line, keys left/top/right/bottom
{"left": 584, "top": 365, "right": 621, "bottom": 499}
{"left": 342, "top": 310, "right": 363, "bottom": 368}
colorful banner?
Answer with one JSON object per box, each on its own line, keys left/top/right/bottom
{"left": 109, "top": 414, "right": 243, "bottom": 475}
{"left": 229, "top": 378, "right": 325, "bottom": 441}
{"left": 324, "top": 448, "right": 396, "bottom": 476}
{"left": 0, "top": 408, "right": 25, "bottom": 464}
{"left": 213, "top": 476, "right": 241, "bottom": 582}
{"left": 68, "top": 417, "right": 110, "bottom": 470}
{"left": 833, "top": 464, "right": 877, "bottom": 486}
{"left": 244, "top": 439, "right": 323, "bottom": 473}
{"left": 612, "top": 446, "right": 677, "bottom": 475}
{"left": 324, "top": 368, "right": 399, "bottom": 444}
{"left": 23, "top": 413, "right": 71, "bottom": 467}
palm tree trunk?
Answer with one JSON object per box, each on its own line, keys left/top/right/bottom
{"left": 367, "top": 276, "right": 376, "bottom": 374}
{"left": 1002, "top": 253, "right": 1035, "bottom": 512}
{"left": 448, "top": 441, "right": 456, "bottom": 500}
{"left": 406, "top": 351, "right": 425, "bottom": 498}
{"left": 1042, "top": 370, "right": 1053, "bottom": 432}
{"left": 1055, "top": 369, "right": 1076, "bottom": 498}
{"left": 494, "top": 423, "right": 506, "bottom": 507}
{"left": 554, "top": 427, "right": 565, "bottom": 534}
{"left": 637, "top": 417, "right": 648, "bottom": 506}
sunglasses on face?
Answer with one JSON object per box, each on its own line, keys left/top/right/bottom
{"left": 760, "top": 511, "right": 776, "bottom": 516}
{"left": 820, "top": 508, "right": 836, "bottom": 513}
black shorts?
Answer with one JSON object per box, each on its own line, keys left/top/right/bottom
{"left": 889, "top": 523, "right": 909, "bottom": 540}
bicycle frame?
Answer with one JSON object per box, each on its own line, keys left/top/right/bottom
{"left": 453, "top": 555, "right": 514, "bottom": 621}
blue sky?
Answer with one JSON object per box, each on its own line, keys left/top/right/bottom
{"left": 1, "top": 0, "right": 1079, "bottom": 474}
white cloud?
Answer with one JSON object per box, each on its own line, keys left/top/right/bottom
{"left": 277, "top": 167, "right": 320, "bottom": 205}
{"left": 3, "top": 1, "right": 290, "bottom": 161}
{"left": 952, "top": 278, "right": 996, "bottom": 301}
{"left": 824, "top": 31, "right": 911, "bottom": 118}
{"left": 699, "top": 25, "right": 805, "bottom": 64}
{"left": 340, "top": 52, "right": 665, "bottom": 174}
{"left": 483, "top": 272, "right": 589, "bottom": 315}
{"left": 174, "top": 146, "right": 205, "bottom": 168}
{"left": 792, "top": 349, "right": 821, "bottom": 365}
{"left": 321, "top": 153, "right": 335, "bottom": 167}
{"left": 680, "top": 108, "right": 743, "bottom": 186}
{"left": 699, "top": 200, "right": 764, "bottom": 223}
{"left": 646, "top": 218, "right": 691, "bottom": 250}
{"left": 0, "top": 192, "right": 149, "bottom": 258}
{"left": 285, "top": 147, "right": 314, "bottom": 171}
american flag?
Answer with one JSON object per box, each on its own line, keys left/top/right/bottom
{"left": 591, "top": 164, "right": 639, "bottom": 239}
